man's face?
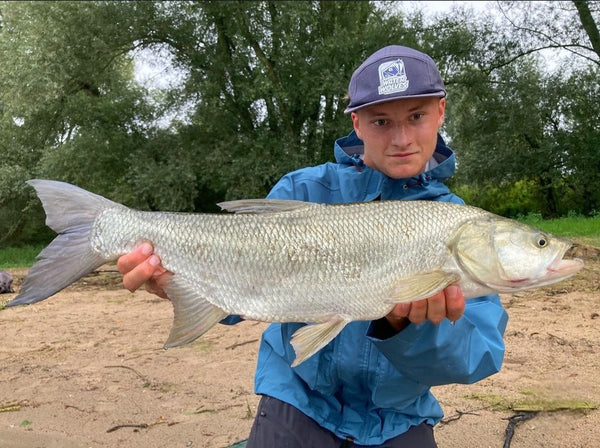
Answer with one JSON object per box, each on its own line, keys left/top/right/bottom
{"left": 351, "top": 97, "right": 445, "bottom": 179}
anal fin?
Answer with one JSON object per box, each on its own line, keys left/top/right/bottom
{"left": 388, "top": 270, "right": 461, "bottom": 304}
{"left": 290, "top": 317, "right": 349, "bottom": 367}
{"left": 163, "top": 277, "right": 228, "bottom": 348}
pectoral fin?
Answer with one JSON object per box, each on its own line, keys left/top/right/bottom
{"left": 290, "top": 317, "right": 349, "bottom": 367}
{"left": 163, "top": 277, "right": 228, "bottom": 348}
{"left": 387, "top": 271, "right": 461, "bottom": 304}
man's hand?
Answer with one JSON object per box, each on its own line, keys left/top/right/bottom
{"left": 386, "top": 285, "right": 465, "bottom": 332}
{"left": 117, "top": 243, "right": 172, "bottom": 299}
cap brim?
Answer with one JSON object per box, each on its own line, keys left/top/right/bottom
{"left": 344, "top": 91, "right": 446, "bottom": 114}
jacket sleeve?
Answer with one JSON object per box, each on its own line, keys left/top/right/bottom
{"left": 267, "top": 172, "right": 312, "bottom": 200}
{"left": 367, "top": 295, "right": 508, "bottom": 386}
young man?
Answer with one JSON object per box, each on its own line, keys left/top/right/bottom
{"left": 118, "top": 45, "right": 508, "bottom": 447}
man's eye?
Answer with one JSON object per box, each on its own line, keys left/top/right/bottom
{"left": 410, "top": 113, "right": 424, "bottom": 121}
{"left": 373, "top": 119, "right": 387, "bottom": 126}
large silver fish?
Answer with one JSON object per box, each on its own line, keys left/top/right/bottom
{"left": 7, "top": 180, "right": 583, "bottom": 366}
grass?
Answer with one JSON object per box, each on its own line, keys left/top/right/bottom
{"left": 518, "top": 214, "right": 600, "bottom": 248}
{"left": 0, "top": 215, "right": 597, "bottom": 270}
{"left": 466, "top": 391, "right": 597, "bottom": 414}
{"left": 0, "top": 244, "right": 45, "bottom": 269}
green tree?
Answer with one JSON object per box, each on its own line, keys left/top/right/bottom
{"left": 549, "top": 65, "right": 600, "bottom": 215}
{"left": 154, "top": 1, "right": 420, "bottom": 199}
{"left": 0, "top": 1, "right": 160, "bottom": 243}
{"left": 441, "top": 1, "right": 599, "bottom": 217}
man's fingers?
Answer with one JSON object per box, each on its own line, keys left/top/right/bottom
{"left": 391, "top": 303, "right": 411, "bottom": 318}
{"left": 405, "top": 286, "right": 464, "bottom": 325}
{"left": 122, "top": 254, "right": 161, "bottom": 292}
{"left": 424, "top": 292, "right": 447, "bottom": 325}
{"left": 116, "top": 242, "right": 172, "bottom": 297}
{"left": 445, "top": 285, "right": 466, "bottom": 322}
{"left": 117, "top": 243, "right": 153, "bottom": 275}
{"left": 407, "top": 298, "right": 429, "bottom": 324}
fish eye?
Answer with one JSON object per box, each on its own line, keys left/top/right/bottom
{"left": 536, "top": 234, "right": 548, "bottom": 248}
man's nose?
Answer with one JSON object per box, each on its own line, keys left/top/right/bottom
{"left": 390, "top": 124, "right": 412, "bottom": 147}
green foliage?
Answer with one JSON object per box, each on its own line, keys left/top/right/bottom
{"left": 0, "top": 1, "right": 163, "bottom": 243}
{"left": 0, "top": 1, "right": 598, "bottom": 245}
{"left": 451, "top": 180, "right": 541, "bottom": 218}
{"left": 518, "top": 214, "right": 600, "bottom": 247}
{"left": 466, "top": 390, "right": 597, "bottom": 413}
{"left": 447, "top": 54, "right": 600, "bottom": 218}
{"left": 159, "top": 1, "right": 422, "bottom": 200}
{"left": 0, "top": 244, "right": 45, "bottom": 269}
{"left": 443, "top": 1, "right": 600, "bottom": 218}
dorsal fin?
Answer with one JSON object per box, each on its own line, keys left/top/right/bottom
{"left": 217, "top": 199, "right": 315, "bottom": 214}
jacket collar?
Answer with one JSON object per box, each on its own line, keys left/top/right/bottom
{"left": 333, "top": 130, "right": 456, "bottom": 201}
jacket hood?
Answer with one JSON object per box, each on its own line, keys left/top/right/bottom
{"left": 334, "top": 131, "right": 456, "bottom": 201}
{"left": 268, "top": 130, "right": 460, "bottom": 204}
{"left": 334, "top": 130, "right": 456, "bottom": 181}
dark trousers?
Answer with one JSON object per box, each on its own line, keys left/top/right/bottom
{"left": 246, "top": 395, "right": 438, "bottom": 448}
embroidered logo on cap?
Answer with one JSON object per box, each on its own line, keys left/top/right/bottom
{"left": 377, "top": 59, "right": 409, "bottom": 95}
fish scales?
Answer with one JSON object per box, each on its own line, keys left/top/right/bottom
{"left": 7, "top": 180, "right": 584, "bottom": 366}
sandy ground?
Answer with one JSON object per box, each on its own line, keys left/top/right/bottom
{"left": 0, "top": 244, "right": 599, "bottom": 448}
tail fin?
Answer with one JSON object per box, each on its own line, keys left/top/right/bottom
{"left": 6, "top": 179, "right": 119, "bottom": 307}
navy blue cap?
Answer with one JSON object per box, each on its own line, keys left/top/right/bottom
{"left": 344, "top": 45, "right": 446, "bottom": 113}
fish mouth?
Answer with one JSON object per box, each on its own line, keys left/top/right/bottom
{"left": 544, "top": 244, "right": 584, "bottom": 280}
{"left": 547, "top": 257, "right": 584, "bottom": 277}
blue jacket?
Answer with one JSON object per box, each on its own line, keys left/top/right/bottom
{"left": 250, "top": 131, "right": 508, "bottom": 445}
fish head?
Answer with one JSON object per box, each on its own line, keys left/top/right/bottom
{"left": 451, "top": 217, "right": 584, "bottom": 293}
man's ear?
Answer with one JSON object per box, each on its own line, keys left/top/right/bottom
{"left": 438, "top": 98, "right": 446, "bottom": 127}
{"left": 351, "top": 112, "right": 362, "bottom": 139}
